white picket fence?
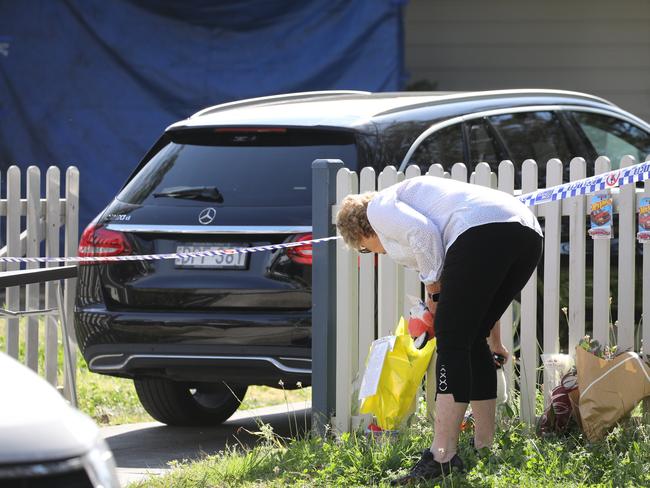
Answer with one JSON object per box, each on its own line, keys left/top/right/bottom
{"left": 0, "top": 165, "right": 79, "bottom": 399}
{"left": 334, "top": 155, "right": 650, "bottom": 432}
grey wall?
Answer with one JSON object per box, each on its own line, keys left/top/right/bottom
{"left": 404, "top": 0, "right": 650, "bottom": 122}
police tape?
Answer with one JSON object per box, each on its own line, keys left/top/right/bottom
{"left": 0, "top": 236, "right": 341, "bottom": 264}
{"left": 518, "top": 160, "right": 650, "bottom": 206}
{"left": 1, "top": 160, "right": 649, "bottom": 265}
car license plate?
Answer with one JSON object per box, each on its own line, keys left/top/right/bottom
{"left": 174, "top": 244, "right": 248, "bottom": 269}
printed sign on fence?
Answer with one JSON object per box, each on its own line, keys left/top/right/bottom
{"left": 589, "top": 192, "right": 613, "bottom": 240}
{"left": 638, "top": 197, "right": 650, "bottom": 242}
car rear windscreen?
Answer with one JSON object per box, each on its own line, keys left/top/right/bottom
{"left": 117, "top": 129, "right": 358, "bottom": 207}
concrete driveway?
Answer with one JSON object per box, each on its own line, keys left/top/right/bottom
{"left": 101, "top": 402, "right": 311, "bottom": 487}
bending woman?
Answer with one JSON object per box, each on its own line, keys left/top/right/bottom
{"left": 336, "top": 175, "right": 542, "bottom": 485}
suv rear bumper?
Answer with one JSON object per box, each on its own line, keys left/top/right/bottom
{"left": 84, "top": 344, "right": 311, "bottom": 387}
{"left": 75, "top": 306, "right": 312, "bottom": 387}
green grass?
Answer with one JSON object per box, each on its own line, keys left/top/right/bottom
{"left": 1, "top": 319, "right": 311, "bottom": 425}
{"left": 127, "top": 397, "right": 650, "bottom": 488}
{"left": 78, "top": 367, "right": 311, "bottom": 426}
{"left": 5, "top": 323, "right": 650, "bottom": 486}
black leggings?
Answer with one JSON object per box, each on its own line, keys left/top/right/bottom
{"left": 434, "top": 222, "right": 542, "bottom": 403}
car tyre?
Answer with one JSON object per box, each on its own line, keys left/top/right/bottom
{"left": 134, "top": 378, "right": 247, "bottom": 426}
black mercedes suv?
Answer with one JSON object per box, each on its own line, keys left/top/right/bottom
{"left": 75, "top": 89, "right": 650, "bottom": 425}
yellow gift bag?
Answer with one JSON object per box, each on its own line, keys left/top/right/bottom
{"left": 358, "top": 317, "right": 436, "bottom": 430}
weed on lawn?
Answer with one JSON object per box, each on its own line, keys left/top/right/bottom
{"left": 128, "top": 395, "right": 650, "bottom": 488}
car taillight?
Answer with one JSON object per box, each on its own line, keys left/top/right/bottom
{"left": 286, "top": 233, "right": 313, "bottom": 265}
{"left": 78, "top": 224, "right": 132, "bottom": 262}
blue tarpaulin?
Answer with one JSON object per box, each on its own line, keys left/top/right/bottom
{"left": 0, "top": 0, "right": 406, "bottom": 226}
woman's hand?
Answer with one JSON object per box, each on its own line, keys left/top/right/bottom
{"left": 425, "top": 282, "right": 440, "bottom": 315}
{"left": 487, "top": 321, "right": 510, "bottom": 364}
{"left": 425, "top": 296, "right": 438, "bottom": 316}
{"left": 488, "top": 339, "right": 510, "bottom": 364}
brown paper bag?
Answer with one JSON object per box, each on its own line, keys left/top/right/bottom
{"left": 576, "top": 346, "right": 650, "bottom": 441}
{"left": 567, "top": 388, "right": 582, "bottom": 429}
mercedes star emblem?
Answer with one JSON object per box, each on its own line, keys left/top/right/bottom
{"left": 198, "top": 207, "right": 217, "bottom": 225}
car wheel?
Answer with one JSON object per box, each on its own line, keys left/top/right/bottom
{"left": 133, "top": 378, "right": 247, "bottom": 426}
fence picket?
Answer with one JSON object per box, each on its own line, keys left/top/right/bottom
{"left": 392, "top": 168, "right": 407, "bottom": 325}
{"left": 5, "top": 167, "right": 20, "bottom": 359}
{"left": 45, "top": 167, "right": 60, "bottom": 386}
{"left": 644, "top": 155, "right": 650, "bottom": 356}
{"left": 63, "top": 166, "right": 79, "bottom": 399}
{"left": 520, "top": 159, "right": 539, "bottom": 424}
{"left": 641, "top": 155, "right": 650, "bottom": 423}
{"left": 377, "top": 166, "right": 401, "bottom": 337}
{"left": 568, "top": 158, "right": 587, "bottom": 354}
{"left": 475, "top": 162, "right": 492, "bottom": 187}
{"left": 427, "top": 163, "right": 444, "bottom": 178}
{"left": 498, "top": 160, "right": 516, "bottom": 394}
{"left": 335, "top": 169, "right": 359, "bottom": 433}
{"left": 25, "top": 166, "right": 41, "bottom": 372}
{"left": 358, "top": 167, "right": 376, "bottom": 377}
{"left": 451, "top": 163, "right": 467, "bottom": 182}
{"left": 403, "top": 166, "right": 422, "bottom": 318}
{"left": 541, "top": 159, "right": 563, "bottom": 406}
{"left": 592, "top": 157, "right": 612, "bottom": 346}
{"left": 617, "top": 155, "right": 637, "bottom": 350}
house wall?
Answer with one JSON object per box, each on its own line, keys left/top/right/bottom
{"left": 404, "top": 0, "right": 650, "bottom": 122}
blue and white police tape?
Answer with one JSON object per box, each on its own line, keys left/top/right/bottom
{"left": 0, "top": 236, "right": 340, "bottom": 264}
{"left": 518, "top": 159, "right": 650, "bottom": 206}
{"left": 1, "top": 159, "right": 649, "bottom": 265}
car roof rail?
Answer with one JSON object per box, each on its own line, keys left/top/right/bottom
{"left": 191, "top": 90, "right": 372, "bottom": 118}
{"left": 375, "top": 89, "right": 616, "bottom": 117}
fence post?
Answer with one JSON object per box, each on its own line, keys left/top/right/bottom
{"left": 312, "top": 158, "right": 344, "bottom": 434}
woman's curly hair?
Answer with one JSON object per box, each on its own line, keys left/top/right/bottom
{"left": 335, "top": 191, "right": 377, "bottom": 249}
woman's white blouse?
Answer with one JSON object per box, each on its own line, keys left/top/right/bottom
{"left": 366, "top": 175, "right": 542, "bottom": 284}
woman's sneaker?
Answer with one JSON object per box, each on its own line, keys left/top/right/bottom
{"left": 390, "top": 449, "right": 465, "bottom": 485}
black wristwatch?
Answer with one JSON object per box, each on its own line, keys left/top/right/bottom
{"left": 428, "top": 292, "right": 440, "bottom": 303}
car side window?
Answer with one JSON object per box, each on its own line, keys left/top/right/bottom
{"left": 571, "top": 112, "right": 650, "bottom": 168}
{"left": 409, "top": 123, "right": 464, "bottom": 173}
{"left": 488, "top": 111, "right": 574, "bottom": 168}
{"left": 467, "top": 119, "right": 501, "bottom": 171}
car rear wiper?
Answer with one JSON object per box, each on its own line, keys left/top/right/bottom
{"left": 153, "top": 186, "right": 224, "bottom": 203}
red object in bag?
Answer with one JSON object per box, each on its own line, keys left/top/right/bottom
{"left": 408, "top": 300, "right": 435, "bottom": 349}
